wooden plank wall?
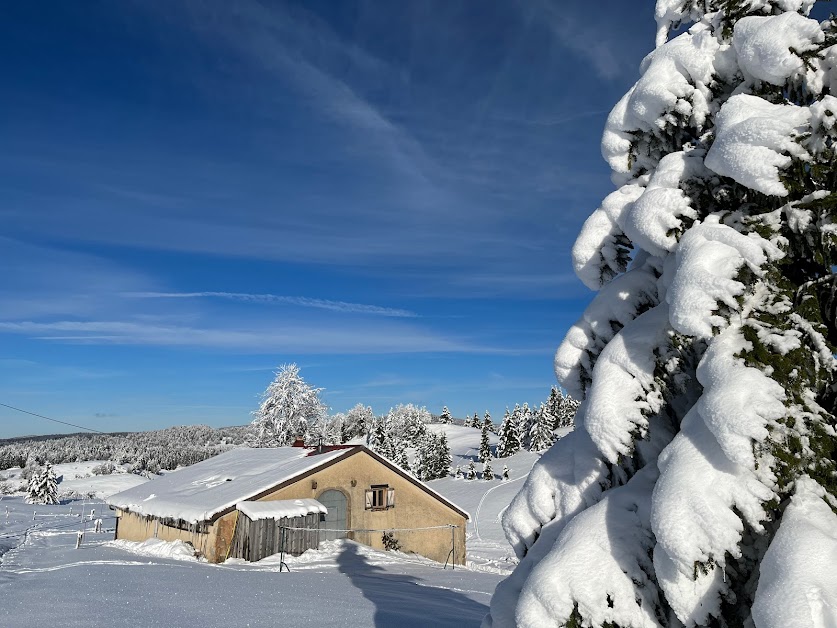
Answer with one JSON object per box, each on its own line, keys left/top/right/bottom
{"left": 228, "top": 511, "right": 321, "bottom": 562}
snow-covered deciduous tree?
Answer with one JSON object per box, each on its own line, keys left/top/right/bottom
{"left": 439, "top": 406, "right": 453, "bottom": 424}
{"left": 311, "top": 412, "right": 343, "bottom": 445}
{"left": 387, "top": 404, "right": 430, "bottom": 445}
{"left": 250, "top": 364, "right": 326, "bottom": 447}
{"left": 487, "top": 3, "right": 837, "bottom": 627}
{"left": 343, "top": 403, "right": 375, "bottom": 442}
{"left": 25, "top": 462, "right": 58, "bottom": 505}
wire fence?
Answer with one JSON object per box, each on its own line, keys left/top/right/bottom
{"left": 280, "top": 524, "right": 457, "bottom": 533}
{"left": 0, "top": 515, "right": 116, "bottom": 541}
{"left": 273, "top": 523, "right": 461, "bottom": 572}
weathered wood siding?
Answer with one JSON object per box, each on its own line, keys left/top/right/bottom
{"left": 229, "top": 511, "right": 321, "bottom": 562}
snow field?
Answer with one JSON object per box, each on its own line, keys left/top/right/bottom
{"left": 0, "top": 424, "right": 555, "bottom": 626}
{"left": 0, "top": 495, "right": 501, "bottom": 627}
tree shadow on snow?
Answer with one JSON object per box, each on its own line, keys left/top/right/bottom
{"left": 335, "top": 541, "right": 488, "bottom": 628}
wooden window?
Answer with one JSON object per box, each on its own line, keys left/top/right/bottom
{"left": 365, "top": 484, "right": 395, "bottom": 511}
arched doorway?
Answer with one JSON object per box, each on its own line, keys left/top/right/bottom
{"left": 318, "top": 489, "right": 348, "bottom": 542}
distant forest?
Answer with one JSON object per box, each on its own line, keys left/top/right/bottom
{"left": 0, "top": 424, "right": 251, "bottom": 473}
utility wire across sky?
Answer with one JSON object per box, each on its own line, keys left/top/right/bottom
{"left": 0, "top": 403, "right": 108, "bottom": 436}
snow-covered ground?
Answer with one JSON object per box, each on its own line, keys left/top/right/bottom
{"left": 0, "top": 496, "right": 501, "bottom": 627}
{"left": 0, "top": 426, "right": 569, "bottom": 626}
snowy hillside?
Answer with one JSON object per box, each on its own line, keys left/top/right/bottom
{"left": 426, "top": 424, "right": 571, "bottom": 573}
{"left": 1, "top": 461, "right": 148, "bottom": 500}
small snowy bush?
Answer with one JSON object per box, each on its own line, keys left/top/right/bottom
{"left": 92, "top": 461, "right": 115, "bottom": 475}
{"left": 486, "top": 2, "right": 837, "bottom": 627}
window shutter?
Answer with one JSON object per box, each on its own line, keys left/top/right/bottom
{"left": 386, "top": 488, "right": 395, "bottom": 508}
{"left": 365, "top": 490, "right": 373, "bottom": 509}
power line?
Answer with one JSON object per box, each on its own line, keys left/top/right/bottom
{"left": 0, "top": 403, "right": 108, "bottom": 435}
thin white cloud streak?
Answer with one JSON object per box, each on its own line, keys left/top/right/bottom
{"left": 526, "top": 0, "right": 630, "bottom": 82}
{"left": 0, "top": 320, "right": 512, "bottom": 355}
{"left": 123, "top": 291, "right": 417, "bottom": 318}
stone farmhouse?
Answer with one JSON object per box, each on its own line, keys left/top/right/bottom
{"left": 107, "top": 444, "right": 468, "bottom": 565}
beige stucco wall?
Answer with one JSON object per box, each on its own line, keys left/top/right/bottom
{"left": 114, "top": 448, "right": 467, "bottom": 565}
{"left": 252, "top": 450, "right": 467, "bottom": 565}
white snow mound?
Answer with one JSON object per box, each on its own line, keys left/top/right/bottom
{"left": 752, "top": 476, "right": 837, "bottom": 628}
{"left": 107, "top": 538, "right": 202, "bottom": 561}
{"left": 733, "top": 13, "right": 823, "bottom": 86}
{"left": 704, "top": 94, "right": 810, "bottom": 196}
{"left": 666, "top": 218, "right": 780, "bottom": 339}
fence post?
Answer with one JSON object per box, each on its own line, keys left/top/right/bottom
{"left": 279, "top": 525, "right": 290, "bottom": 573}
{"left": 451, "top": 525, "right": 456, "bottom": 570}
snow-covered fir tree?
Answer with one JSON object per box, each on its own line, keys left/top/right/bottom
{"left": 439, "top": 406, "right": 453, "bottom": 424}
{"left": 478, "top": 418, "right": 491, "bottom": 464}
{"left": 482, "top": 458, "right": 493, "bottom": 481}
{"left": 396, "top": 447, "right": 410, "bottom": 474}
{"left": 487, "top": 3, "right": 837, "bottom": 626}
{"left": 434, "top": 432, "right": 452, "bottom": 478}
{"left": 412, "top": 433, "right": 433, "bottom": 480}
{"left": 483, "top": 411, "right": 494, "bottom": 433}
{"left": 545, "top": 386, "right": 580, "bottom": 429}
{"left": 517, "top": 403, "right": 534, "bottom": 450}
{"left": 367, "top": 416, "right": 396, "bottom": 461}
{"left": 496, "top": 408, "right": 520, "bottom": 458}
{"left": 502, "top": 464, "right": 510, "bottom": 481}
{"left": 545, "top": 386, "right": 562, "bottom": 422}
{"left": 466, "top": 460, "right": 476, "bottom": 480}
{"left": 528, "top": 403, "right": 555, "bottom": 452}
{"left": 25, "top": 462, "right": 58, "bottom": 505}
{"left": 413, "top": 431, "right": 452, "bottom": 481}
{"left": 250, "top": 364, "right": 326, "bottom": 447}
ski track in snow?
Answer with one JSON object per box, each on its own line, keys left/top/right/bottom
{"left": 473, "top": 473, "right": 529, "bottom": 541}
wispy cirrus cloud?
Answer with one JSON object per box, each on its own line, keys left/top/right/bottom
{"left": 0, "top": 319, "right": 502, "bottom": 355}
{"left": 123, "top": 291, "right": 417, "bottom": 318}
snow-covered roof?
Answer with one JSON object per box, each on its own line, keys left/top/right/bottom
{"left": 108, "top": 444, "right": 470, "bottom": 523}
{"left": 107, "top": 447, "right": 347, "bottom": 523}
{"left": 236, "top": 498, "right": 327, "bottom": 521}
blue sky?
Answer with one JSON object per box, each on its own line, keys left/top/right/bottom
{"left": 0, "top": 0, "right": 654, "bottom": 438}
